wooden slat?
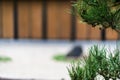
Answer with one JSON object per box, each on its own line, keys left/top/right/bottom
{"left": 76, "top": 20, "right": 88, "bottom": 40}
{"left": 47, "top": 1, "right": 71, "bottom": 39}
{"left": 18, "top": 2, "right": 29, "bottom": 38}
{"left": 89, "top": 25, "right": 101, "bottom": 40}
{"left": 2, "top": 2, "right": 14, "bottom": 38}
{"left": 31, "top": 2, "right": 42, "bottom": 39}
{"left": 58, "top": 1, "right": 71, "bottom": 39}
{"left": 76, "top": 20, "right": 101, "bottom": 40}
{"left": 106, "top": 28, "right": 118, "bottom": 40}
{"left": 47, "top": 1, "right": 58, "bottom": 39}
{"left": 0, "top": 2, "right": 3, "bottom": 38}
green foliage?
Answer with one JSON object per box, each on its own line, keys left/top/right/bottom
{"left": 53, "top": 54, "right": 79, "bottom": 62}
{"left": 73, "top": 0, "right": 120, "bottom": 32}
{"left": 69, "top": 0, "right": 120, "bottom": 79}
{"left": 68, "top": 45, "right": 120, "bottom": 80}
{"left": 0, "top": 56, "right": 11, "bottom": 62}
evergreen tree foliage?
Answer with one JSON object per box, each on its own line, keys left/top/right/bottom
{"left": 73, "top": 0, "right": 120, "bottom": 32}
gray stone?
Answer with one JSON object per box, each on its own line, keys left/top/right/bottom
{"left": 66, "top": 46, "right": 83, "bottom": 57}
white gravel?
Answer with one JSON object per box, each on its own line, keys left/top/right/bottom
{"left": 0, "top": 40, "right": 117, "bottom": 80}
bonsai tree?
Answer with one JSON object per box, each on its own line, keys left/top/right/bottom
{"left": 68, "top": 0, "right": 120, "bottom": 80}
{"left": 73, "top": 0, "right": 120, "bottom": 32}
{"left": 71, "top": 0, "right": 120, "bottom": 56}
{"left": 66, "top": 0, "right": 119, "bottom": 58}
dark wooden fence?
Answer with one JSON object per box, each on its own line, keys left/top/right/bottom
{"left": 0, "top": 1, "right": 118, "bottom": 40}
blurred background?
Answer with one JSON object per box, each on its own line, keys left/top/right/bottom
{"left": 0, "top": 0, "right": 118, "bottom": 40}
{"left": 0, "top": 0, "right": 118, "bottom": 80}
